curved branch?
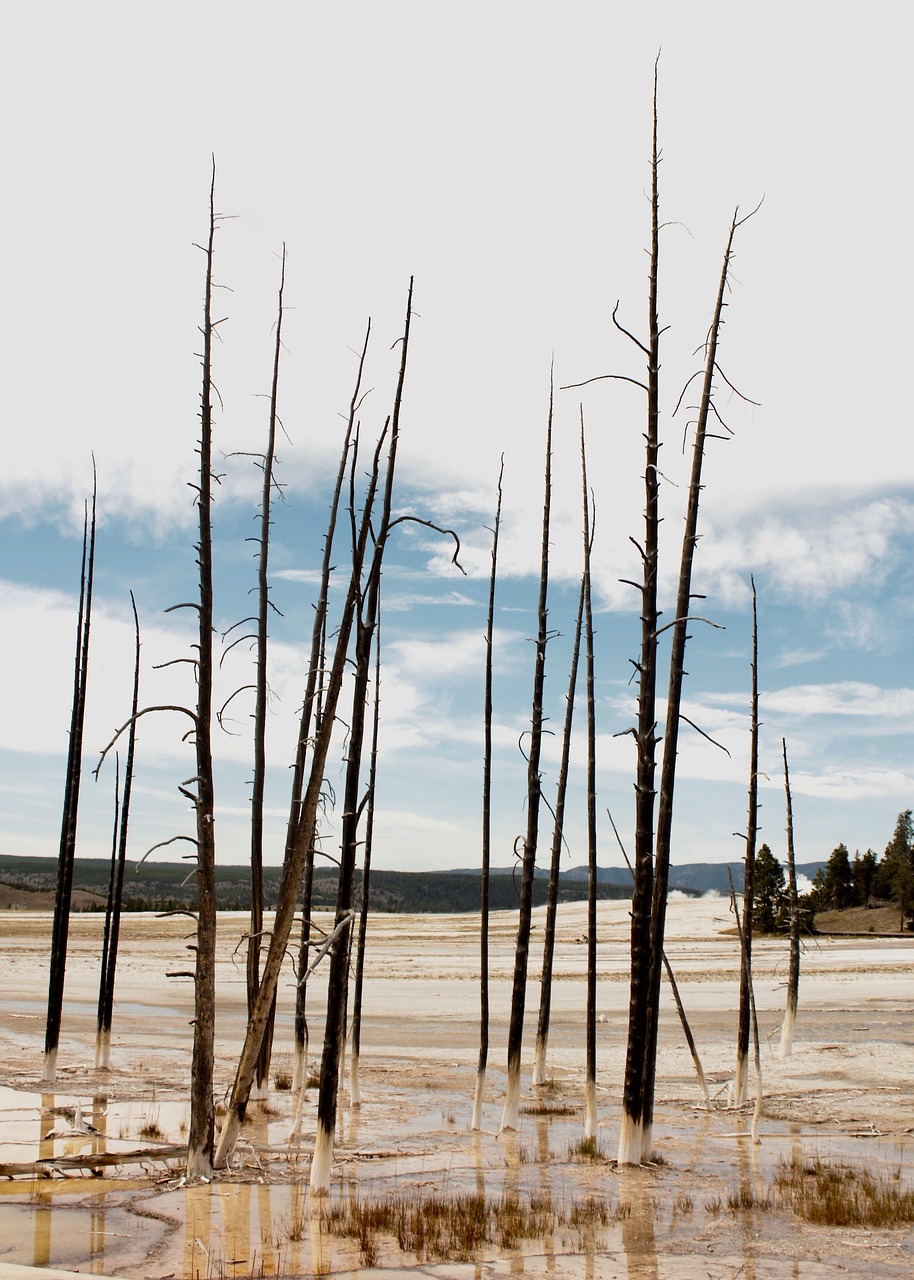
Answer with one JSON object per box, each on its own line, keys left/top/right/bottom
{"left": 387, "top": 515, "right": 467, "bottom": 576}
{"left": 611, "top": 301, "right": 650, "bottom": 355}
{"left": 560, "top": 372, "right": 649, "bottom": 394}
{"left": 679, "top": 714, "right": 731, "bottom": 757}
{"left": 95, "top": 706, "right": 198, "bottom": 778}
{"left": 136, "top": 835, "right": 200, "bottom": 869}
{"left": 652, "top": 615, "right": 724, "bottom": 639}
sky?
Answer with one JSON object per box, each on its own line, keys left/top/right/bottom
{"left": 1, "top": 4, "right": 911, "bottom": 878}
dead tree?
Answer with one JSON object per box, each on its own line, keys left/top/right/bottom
{"left": 95, "top": 592, "right": 140, "bottom": 1070}
{"left": 580, "top": 414, "right": 599, "bottom": 1139}
{"left": 780, "top": 737, "right": 800, "bottom": 1057}
{"left": 616, "top": 66, "right": 662, "bottom": 1165}
{"left": 472, "top": 457, "right": 504, "bottom": 1131}
{"left": 531, "top": 576, "right": 584, "bottom": 1088}
{"left": 735, "top": 576, "right": 759, "bottom": 1104}
{"left": 213, "top": 287, "right": 414, "bottom": 1175}
{"left": 310, "top": 283, "right": 414, "bottom": 1195}
{"left": 501, "top": 373, "right": 553, "bottom": 1132}
{"left": 290, "top": 324, "right": 369, "bottom": 1092}
{"left": 185, "top": 165, "right": 221, "bottom": 1178}
{"left": 243, "top": 246, "right": 286, "bottom": 1100}
{"left": 43, "top": 470, "right": 96, "bottom": 1086}
{"left": 349, "top": 606, "right": 382, "bottom": 1108}
{"left": 637, "top": 204, "right": 755, "bottom": 1162}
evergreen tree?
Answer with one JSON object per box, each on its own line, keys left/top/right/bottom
{"left": 882, "top": 810, "right": 914, "bottom": 930}
{"left": 822, "top": 843, "right": 853, "bottom": 912}
{"left": 752, "top": 844, "right": 785, "bottom": 933}
{"left": 850, "top": 849, "right": 877, "bottom": 906}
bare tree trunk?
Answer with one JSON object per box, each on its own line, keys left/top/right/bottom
{"left": 638, "top": 206, "right": 749, "bottom": 1161}
{"left": 291, "top": 325, "right": 369, "bottom": 1093}
{"left": 500, "top": 375, "right": 553, "bottom": 1133}
{"left": 532, "top": 575, "right": 584, "bottom": 1088}
{"left": 618, "top": 65, "right": 662, "bottom": 1166}
{"left": 247, "top": 247, "right": 286, "bottom": 1101}
{"left": 44, "top": 470, "right": 96, "bottom": 1086}
{"left": 580, "top": 414, "right": 599, "bottom": 1139}
{"left": 728, "top": 870, "right": 762, "bottom": 1143}
{"left": 186, "top": 165, "right": 220, "bottom": 1179}
{"left": 735, "top": 576, "right": 759, "bottom": 1104}
{"left": 349, "top": 608, "right": 382, "bottom": 1109}
{"left": 780, "top": 737, "right": 800, "bottom": 1058}
{"left": 311, "top": 283, "right": 413, "bottom": 1195}
{"left": 95, "top": 592, "right": 140, "bottom": 1070}
{"left": 216, "top": 408, "right": 386, "bottom": 1172}
{"left": 472, "top": 458, "right": 503, "bottom": 1131}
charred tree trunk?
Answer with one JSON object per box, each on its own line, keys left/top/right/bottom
{"left": 186, "top": 166, "right": 220, "bottom": 1179}
{"left": 247, "top": 247, "right": 286, "bottom": 1101}
{"left": 729, "top": 869, "right": 762, "bottom": 1143}
{"left": 532, "top": 576, "right": 584, "bottom": 1088}
{"left": 618, "top": 67, "right": 662, "bottom": 1165}
{"left": 311, "top": 283, "right": 413, "bottom": 1195}
{"left": 735, "top": 576, "right": 759, "bottom": 1105}
{"left": 291, "top": 325, "right": 369, "bottom": 1093}
{"left": 349, "top": 608, "right": 382, "bottom": 1108}
{"left": 44, "top": 471, "right": 96, "bottom": 1086}
{"left": 500, "top": 374, "right": 552, "bottom": 1132}
{"left": 580, "top": 416, "right": 599, "bottom": 1139}
{"left": 95, "top": 592, "right": 140, "bottom": 1070}
{"left": 780, "top": 737, "right": 800, "bottom": 1057}
{"left": 472, "top": 457, "right": 503, "bottom": 1131}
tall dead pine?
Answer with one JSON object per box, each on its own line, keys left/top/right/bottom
{"left": 43, "top": 471, "right": 96, "bottom": 1086}
{"left": 501, "top": 374, "right": 553, "bottom": 1132}
{"left": 95, "top": 592, "right": 140, "bottom": 1070}
{"left": 580, "top": 415, "right": 599, "bottom": 1139}
{"left": 186, "top": 167, "right": 220, "bottom": 1179}
{"left": 780, "top": 737, "right": 800, "bottom": 1057}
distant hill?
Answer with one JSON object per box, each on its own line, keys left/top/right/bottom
{"left": 560, "top": 861, "right": 825, "bottom": 896}
{"left": 0, "top": 854, "right": 631, "bottom": 915}
{"left": 0, "top": 854, "right": 822, "bottom": 915}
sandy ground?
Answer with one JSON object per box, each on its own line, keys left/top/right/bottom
{"left": 1, "top": 896, "right": 913, "bottom": 1277}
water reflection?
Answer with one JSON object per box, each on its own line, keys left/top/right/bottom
{"left": 618, "top": 1167, "right": 658, "bottom": 1280}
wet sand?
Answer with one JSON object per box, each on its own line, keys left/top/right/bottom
{"left": 1, "top": 897, "right": 913, "bottom": 1277}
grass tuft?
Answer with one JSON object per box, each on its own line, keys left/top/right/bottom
{"left": 522, "top": 1102, "right": 578, "bottom": 1117}
{"left": 138, "top": 1118, "right": 164, "bottom": 1141}
{"left": 568, "top": 1135, "right": 610, "bottom": 1163}
{"left": 774, "top": 1156, "right": 914, "bottom": 1228}
{"left": 274, "top": 1069, "right": 292, "bottom": 1091}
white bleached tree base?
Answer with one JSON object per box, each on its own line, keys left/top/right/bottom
{"left": 41, "top": 1048, "right": 57, "bottom": 1088}
{"left": 584, "top": 1078, "right": 597, "bottom": 1141}
{"left": 499, "top": 1062, "right": 521, "bottom": 1131}
{"left": 214, "top": 1108, "right": 242, "bottom": 1171}
{"left": 292, "top": 1041, "right": 307, "bottom": 1093}
{"left": 780, "top": 996, "right": 797, "bottom": 1058}
{"left": 185, "top": 1142, "right": 213, "bottom": 1181}
{"left": 94, "top": 1030, "right": 111, "bottom": 1071}
{"left": 471, "top": 1068, "right": 485, "bottom": 1132}
{"left": 531, "top": 1035, "right": 548, "bottom": 1088}
{"left": 250, "top": 1077, "right": 268, "bottom": 1102}
{"left": 617, "top": 1111, "right": 643, "bottom": 1166}
{"left": 309, "top": 1121, "right": 334, "bottom": 1195}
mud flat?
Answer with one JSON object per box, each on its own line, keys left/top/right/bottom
{"left": 1, "top": 896, "right": 913, "bottom": 1277}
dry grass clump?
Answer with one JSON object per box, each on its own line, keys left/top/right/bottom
{"left": 773, "top": 1156, "right": 914, "bottom": 1228}
{"left": 322, "top": 1188, "right": 620, "bottom": 1264}
{"left": 273, "top": 1069, "right": 292, "bottom": 1091}
{"left": 568, "top": 1135, "right": 611, "bottom": 1163}
{"left": 137, "top": 1118, "right": 164, "bottom": 1141}
{"left": 522, "top": 1102, "right": 578, "bottom": 1117}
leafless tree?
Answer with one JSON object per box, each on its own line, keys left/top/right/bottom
{"left": 95, "top": 592, "right": 140, "bottom": 1070}
{"left": 580, "top": 413, "right": 599, "bottom": 1139}
{"left": 780, "top": 736, "right": 800, "bottom": 1057}
{"left": 43, "top": 467, "right": 96, "bottom": 1086}
{"left": 310, "top": 283, "right": 414, "bottom": 1193}
{"left": 185, "top": 166, "right": 221, "bottom": 1178}
{"left": 289, "top": 324, "right": 369, "bottom": 1092}
{"left": 531, "top": 578, "right": 584, "bottom": 1088}
{"left": 472, "top": 457, "right": 504, "bottom": 1131}
{"left": 735, "top": 576, "right": 759, "bottom": 1104}
{"left": 501, "top": 374, "right": 553, "bottom": 1132}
